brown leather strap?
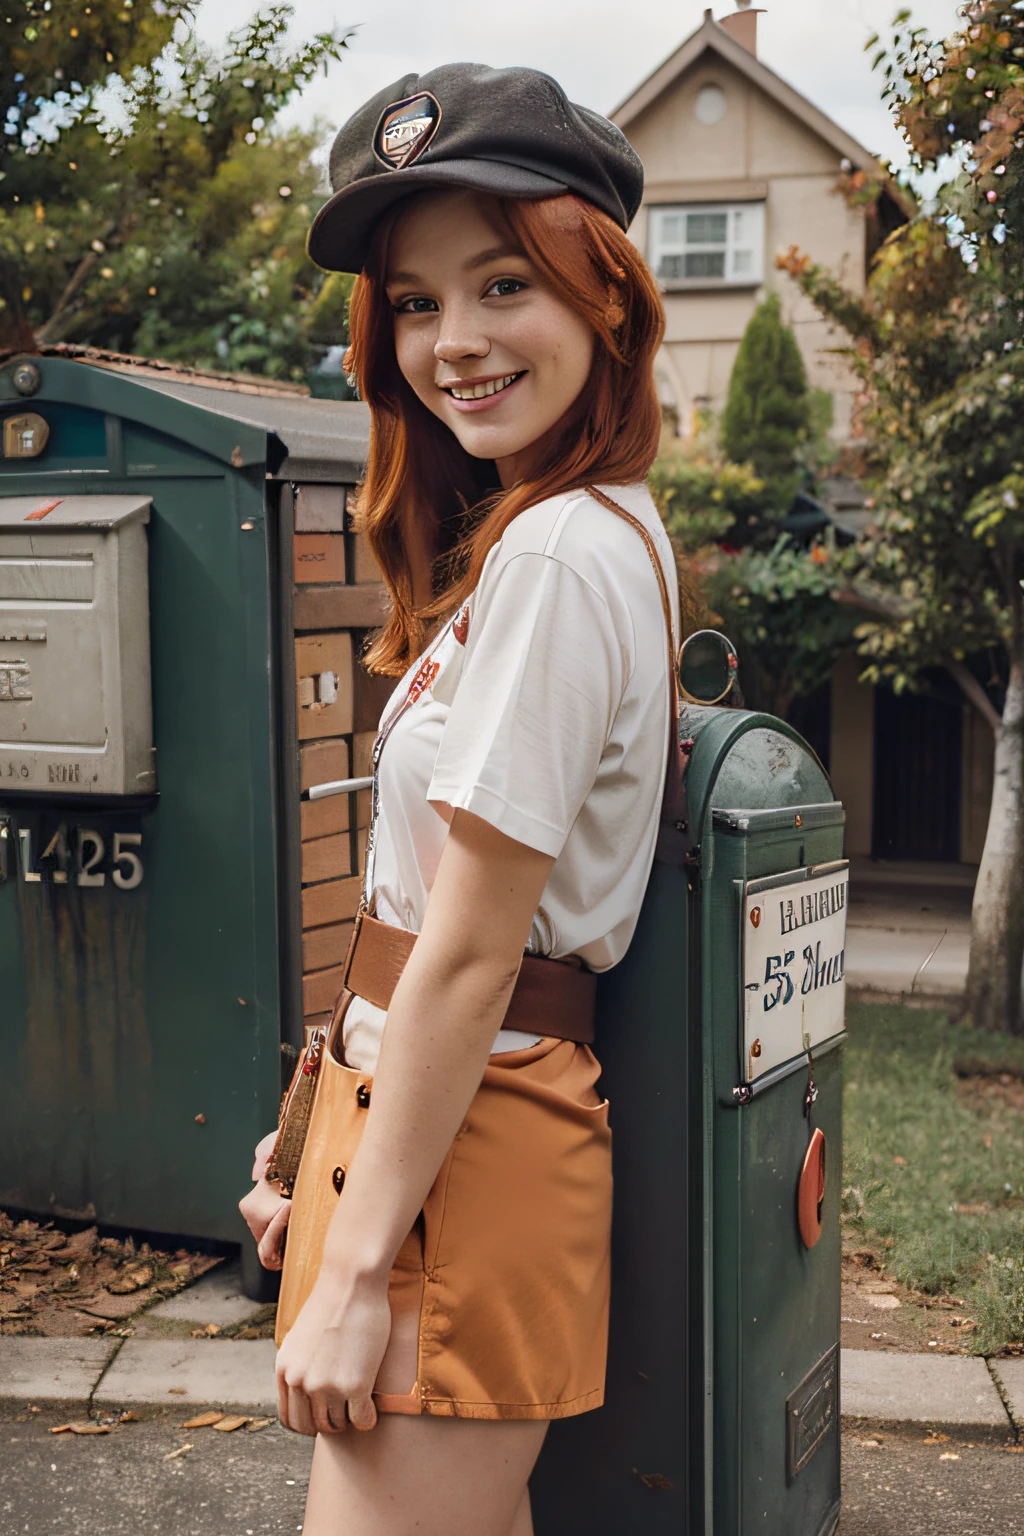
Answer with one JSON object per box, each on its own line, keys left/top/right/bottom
{"left": 584, "top": 485, "right": 691, "bottom": 865}
{"left": 343, "top": 910, "right": 596, "bottom": 1046}
{"left": 584, "top": 484, "right": 679, "bottom": 725}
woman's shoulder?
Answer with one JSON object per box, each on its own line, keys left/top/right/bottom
{"left": 486, "top": 482, "right": 668, "bottom": 590}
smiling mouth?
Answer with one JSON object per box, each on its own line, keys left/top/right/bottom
{"left": 442, "top": 371, "right": 525, "bottom": 401}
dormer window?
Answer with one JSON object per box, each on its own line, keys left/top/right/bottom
{"left": 648, "top": 202, "right": 765, "bottom": 287}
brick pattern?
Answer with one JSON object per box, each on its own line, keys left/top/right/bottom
{"left": 294, "top": 485, "right": 392, "bottom": 1035}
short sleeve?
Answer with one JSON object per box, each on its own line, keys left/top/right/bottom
{"left": 427, "top": 551, "right": 631, "bottom": 857}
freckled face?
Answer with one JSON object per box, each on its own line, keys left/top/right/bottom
{"left": 385, "top": 190, "right": 595, "bottom": 484}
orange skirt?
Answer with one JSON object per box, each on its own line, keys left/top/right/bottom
{"left": 280, "top": 1033, "right": 612, "bottom": 1422}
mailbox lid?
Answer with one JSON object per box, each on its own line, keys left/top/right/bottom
{"left": 0, "top": 494, "right": 151, "bottom": 529}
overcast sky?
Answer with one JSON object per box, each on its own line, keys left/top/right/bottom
{"left": 195, "top": 0, "right": 965, "bottom": 171}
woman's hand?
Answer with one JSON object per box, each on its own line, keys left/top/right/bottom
{"left": 239, "top": 1131, "right": 291, "bottom": 1270}
{"left": 276, "top": 1267, "right": 392, "bottom": 1437}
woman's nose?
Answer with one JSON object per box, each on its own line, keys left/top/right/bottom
{"left": 434, "top": 310, "right": 490, "bottom": 364}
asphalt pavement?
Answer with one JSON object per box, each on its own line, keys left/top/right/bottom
{"left": 839, "top": 1431, "right": 1024, "bottom": 1535}
{"left": 2, "top": 1404, "right": 1022, "bottom": 1535}
{"left": 0, "top": 1404, "right": 312, "bottom": 1536}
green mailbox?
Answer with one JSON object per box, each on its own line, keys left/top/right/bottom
{"left": 0, "top": 350, "right": 378, "bottom": 1292}
{"left": 532, "top": 705, "right": 845, "bottom": 1536}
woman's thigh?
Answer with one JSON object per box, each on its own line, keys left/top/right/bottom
{"left": 302, "top": 1415, "right": 548, "bottom": 1536}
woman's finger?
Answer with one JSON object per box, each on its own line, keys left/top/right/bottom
{"left": 346, "top": 1393, "right": 378, "bottom": 1432}
{"left": 276, "top": 1363, "right": 291, "bottom": 1430}
{"left": 238, "top": 1178, "right": 288, "bottom": 1244}
{"left": 286, "top": 1384, "right": 318, "bottom": 1439}
{"left": 252, "top": 1129, "right": 278, "bottom": 1181}
{"left": 311, "top": 1388, "right": 348, "bottom": 1437}
{"left": 257, "top": 1201, "right": 291, "bottom": 1270}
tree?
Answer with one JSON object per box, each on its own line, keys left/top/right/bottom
{"left": 0, "top": 2, "right": 352, "bottom": 379}
{"left": 721, "top": 291, "right": 812, "bottom": 517}
{"left": 651, "top": 431, "right": 857, "bottom": 717}
{"left": 779, "top": 2, "right": 1024, "bottom": 1033}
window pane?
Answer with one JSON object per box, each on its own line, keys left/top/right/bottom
{"left": 686, "top": 212, "right": 728, "bottom": 245}
{"left": 658, "top": 214, "right": 685, "bottom": 244}
{"left": 658, "top": 253, "right": 686, "bottom": 279}
{"left": 685, "top": 250, "right": 727, "bottom": 279}
{"left": 733, "top": 249, "right": 753, "bottom": 276}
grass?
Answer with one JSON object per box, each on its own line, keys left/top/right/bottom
{"left": 843, "top": 1001, "right": 1024, "bottom": 1355}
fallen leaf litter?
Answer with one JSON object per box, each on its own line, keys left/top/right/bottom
{"left": 0, "top": 1210, "right": 222, "bottom": 1336}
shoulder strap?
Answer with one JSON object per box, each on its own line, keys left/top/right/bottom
{"left": 585, "top": 485, "right": 691, "bottom": 865}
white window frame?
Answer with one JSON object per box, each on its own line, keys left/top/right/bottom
{"left": 648, "top": 201, "right": 765, "bottom": 288}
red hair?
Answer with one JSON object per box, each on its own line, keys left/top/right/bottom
{"left": 344, "top": 192, "right": 665, "bottom": 675}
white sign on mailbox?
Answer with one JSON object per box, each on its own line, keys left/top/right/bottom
{"left": 741, "top": 861, "right": 849, "bottom": 1084}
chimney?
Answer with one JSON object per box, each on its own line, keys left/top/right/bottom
{"left": 718, "top": 1, "right": 765, "bottom": 56}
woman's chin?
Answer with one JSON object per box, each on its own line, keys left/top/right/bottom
{"left": 448, "top": 423, "right": 538, "bottom": 463}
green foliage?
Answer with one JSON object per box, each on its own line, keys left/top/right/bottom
{"left": 700, "top": 534, "right": 856, "bottom": 718}
{"left": 721, "top": 292, "right": 811, "bottom": 515}
{"left": 650, "top": 426, "right": 855, "bottom": 715}
{"left": 649, "top": 437, "right": 757, "bottom": 553}
{"left": 778, "top": 3, "right": 1024, "bottom": 698}
{"left": 844, "top": 1003, "right": 1024, "bottom": 1354}
{"left": 0, "top": 3, "right": 353, "bottom": 378}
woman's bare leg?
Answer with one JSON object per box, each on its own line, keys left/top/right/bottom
{"left": 302, "top": 1416, "right": 547, "bottom": 1536}
{"left": 509, "top": 1482, "right": 535, "bottom": 1536}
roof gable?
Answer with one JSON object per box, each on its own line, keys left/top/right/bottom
{"left": 613, "top": 11, "right": 883, "bottom": 176}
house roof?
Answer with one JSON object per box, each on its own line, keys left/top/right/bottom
{"left": 612, "top": 9, "right": 913, "bottom": 213}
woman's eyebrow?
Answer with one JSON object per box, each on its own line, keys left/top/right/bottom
{"left": 387, "top": 244, "right": 525, "bottom": 287}
{"left": 464, "top": 243, "right": 524, "bottom": 271}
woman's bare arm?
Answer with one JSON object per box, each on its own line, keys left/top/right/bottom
{"left": 276, "top": 806, "right": 555, "bottom": 1435}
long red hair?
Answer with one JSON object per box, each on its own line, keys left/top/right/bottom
{"left": 344, "top": 192, "right": 665, "bottom": 675}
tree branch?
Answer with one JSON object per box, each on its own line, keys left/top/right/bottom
{"left": 35, "top": 250, "right": 99, "bottom": 346}
{"left": 945, "top": 659, "right": 1002, "bottom": 735}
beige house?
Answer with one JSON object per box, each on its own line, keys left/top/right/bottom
{"left": 612, "top": 4, "right": 907, "bottom": 441}
{"left": 614, "top": 6, "right": 992, "bottom": 866}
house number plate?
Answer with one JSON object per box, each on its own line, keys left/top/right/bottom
{"left": 16, "top": 824, "right": 145, "bottom": 889}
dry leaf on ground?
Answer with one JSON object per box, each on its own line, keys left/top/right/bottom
{"left": 105, "top": 1264, "right": 154, "bottom": 1295}
{"left": 211, "top": 1416, "right": 249, "bottom": 1433}
{"left": 245, "top": 1418, "right": 275, "bottom": 1431}
{"left": 181, "top": 1412, "right": 226, "bottom": 1429}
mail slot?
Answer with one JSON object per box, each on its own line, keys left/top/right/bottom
{"left": 0, "top": 494, "right": 154, "bottom": 796}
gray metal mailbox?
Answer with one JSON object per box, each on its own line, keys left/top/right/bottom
{"left": 0, "top": 493, "right": 155, "bottom": 797}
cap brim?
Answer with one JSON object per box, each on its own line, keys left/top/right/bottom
{"left": 307, "top": 159, "right": 569, "bottom": 273}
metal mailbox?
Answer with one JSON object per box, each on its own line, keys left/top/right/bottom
{"left": 0, "top": 350, "right": 382, "bottom": 1293}
{"left": 533, "top": 708, "right": 845, "bottom": 1536}
{"left": 0, "top": 494, "right": 154, "bottom": 798}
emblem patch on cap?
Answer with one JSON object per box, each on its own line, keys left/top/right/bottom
{"left": 373, "top": 92, "right": 442, "bottom": 170}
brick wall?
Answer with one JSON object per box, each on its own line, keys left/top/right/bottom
{"left": 290, "top": 483, "right": 392, "bottom": 1035}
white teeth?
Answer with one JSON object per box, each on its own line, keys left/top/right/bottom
{"left": 448, "top": 373, "right": 519, "bottom": 401}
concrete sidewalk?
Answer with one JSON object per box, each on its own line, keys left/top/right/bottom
{"left": 3, "top": 1334, "right": 1020, "bottom": 1443}
{"left": 845, "top": 858, "right": 974, "bottom": 1001}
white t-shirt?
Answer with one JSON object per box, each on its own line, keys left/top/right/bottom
{"left": 341, "top": 482, "right": 679, "bottom": 1074}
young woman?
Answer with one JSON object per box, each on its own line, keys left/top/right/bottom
{"left": 240, "top": 62, "right": 680, "bottom": 1536}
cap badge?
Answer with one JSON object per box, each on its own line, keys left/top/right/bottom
{"left": 374, "top": 92, "right": 442, "bottom": 170}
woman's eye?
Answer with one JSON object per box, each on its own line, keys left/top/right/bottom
{"left": 487, "top": 277, "right": 527, "bottom": 298}
{"left": 395, "top": 296, "right": 437, "bottom": 314}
